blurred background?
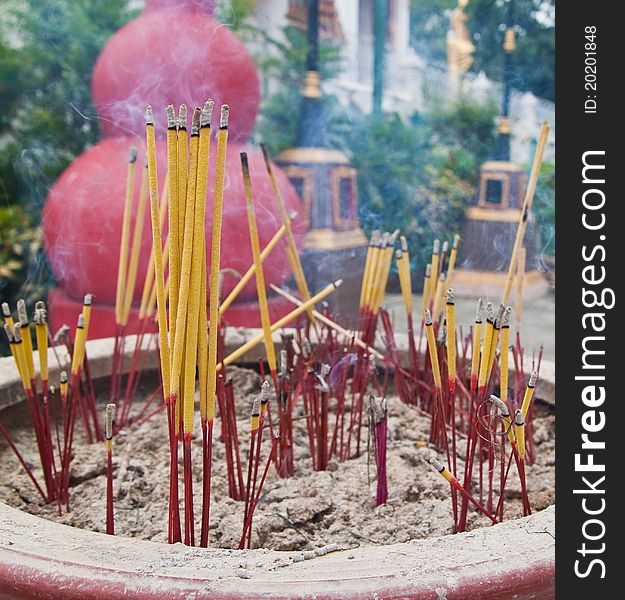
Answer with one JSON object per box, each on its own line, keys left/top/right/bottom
{"left": 0, "top": 0, "right": 555, "bottom": 354}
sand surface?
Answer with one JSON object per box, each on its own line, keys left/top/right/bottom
{"left": 0, "top": 366, "right": 554, "bottom": 550}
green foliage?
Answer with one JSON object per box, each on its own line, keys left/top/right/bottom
{"left": 409, "top": 0, "right": 555, "bottom": 101}
{"left": 253, "top": 25, "right": 344, "bottom": 154}
{"left": 0, "top": 0, "right": 136, "bottom": 315}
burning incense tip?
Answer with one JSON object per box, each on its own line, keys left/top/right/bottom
{"left": 17, "top": 299, "right": 27, "bottom": 324}
{"left": 425, "top": 264, "right": 432, "bottom": 277}
{"left": 495, "top": 304, "right": 505, "bottom": 327}
{"left": 105, "top": 404, "right": 116, "bottom": 441}
{"left": 77, "top": 314, "right": 85, "bottom": 329}
{"left": 452, "top": 234, "right": 460, "bottom": 249}
{"left": 490, "top": 395, "right": 510, "bottom": 417}
{"left": 475, "top": 298, "right": 484, "bottom": 322}
{"left": 514, "top": 409, "right": 524, "bottom": 426}
{"left": 379, "top": 232, "right": 390, "bottom": 249}
{"left": 13, "top": 324, "right": 22, "bottom": 343}
{"left": 424, "top": 309, "right": 433, "bottom": 326}
{"left": 33, "top": 308, "right": 47, "bottom": 326}
{"left": 240, "top": 151, "right": 250, "bottom": 173}
{"left": 251, "top": 397, "right": 260, "bottom": 417}
{"left": 83, "top": 293, "right": 93, "bottom": 306}
{"left": 1, "top": 302, "right": 10, "bottom": 317}
{"left": 428, "top": 457, "right": 445, "bottom": 473}
{"left": 432, "top": 240, "right": 440, "bottom": 255}
{"left": 191, "top": 107, "right": 202, "bottom": 135}
{"left": 441, "top": 240, "right": 449, "bottom": 253}
{"left": 60, "top": 371, "right": 68, "bottom": 384}
{"left": 446, "top": 288, "right": 455, "bottom": 304}
{"left": 395, "top": 249, "right": 402, "bottom": 261}
{"left": 3, "top": 323, "right": 14, "bottom": 342}
{"left": 260, "top": 142, "right": 271, "bottom": 166}
{"left": 400, "top": 235, "right": 408, "bottom": 253}
{"left": 260, "top": 380, "right": 271, "bottom": 401}
{"left": 145, "top": 106, "right": 154, "bottom": 125}
{"left": 369, "top": 395, "right": 387, "bottom": 423}
{"left": 528, "top": 370, "right": 538, "bottom": 387}
{"left": 201, "top": 100, "right": 214, "bottom": 127}
{"left": 35, "top": 300, "right": 45, "bottom": 311}
{"left": 502, "top": 306, "right": 512, "bottom": 327}
{"left": 334, "top": 279, "right": 344, "bottom": 288}
{"left": 166, "top": 105, "right": 176, "bottom": 128}
{"left": 178, "top": 104, "right": 188, "bottom": 128}
{"left": 220, "top": 104, "right": 230, "bottom": 129}
{"left": 388, "top": 229, "right": 400, "bottom": 245}
{"left": 485, "top": 302, "right": 494, "bottom": 323}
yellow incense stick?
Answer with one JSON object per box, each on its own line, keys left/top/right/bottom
{"left": 261, "top": 144, "right": 312, "bottom": 314}
{"left": 221, "top": 280, "right": 342, "bottom": 369}
{"left": 438, "top": 235, "right": 460, "bottom": 315}
{"left": 424, "top": 309, "right": 442, "bottom": 390}
{"left": 421, "top": 264, "right": 432, "bottom": 317}
{"left": 470, "top": 299, "right": 484, "bottom": 389}
{"left": 429, "top": 240, "right": 440, "bottom": 303}
{"left": 116, "top": 147, "right": 138, "bottom": 325}
{"left": 198, "top": 243, "right": 209, "bottom": 421}
{"left": 486, "top": 304, "right": 505, "bottom": 383}
{"left": 121, "top": 157, "right": 149, "bottom": 326}
{"left": 145, "top": 106, "right": 171, "bottom": 400}
{"left": 177, "top": 105, "right": 189, "bottom": 259}
{"left": 16, "top": 300, "right": 35, "bottom": 383}
{"left": 12, "top": 326, "right": 31, "bottom": 391}
{"left": 1, "top": 303, "right": 14, "bottom": 330}
{"left": 445, "top": 289, "right": 456, "bottom": 384}
{"left": 396, "top": 236, "right": 412, "bottom": 317}
{"left": 501, "top": 122, "right": 550, "bottom": 305}
{"left": 205, "top": 105, "right": 230, "bottom": 421}
{"left": 499, "top": 307, "right": 512, "bottom": 403}
{"left": 431, "top": 272, "right": 446, "bottom": 320}
{"left": 139, "top": 175, "right": 168, "bottom": 319}
{"left": 477, "top": 302, "right": 494, "bottom": 390}
{"left": 269, "top": 284, "right": 385, "bottom": 361}
{"left": 34, "top": 303, "right": 49, "bottom": 384}
{"left": 514, "top": 410, "right": 526, "bottom": 459}
{"left": 241, "top": 151, "right": 277, "bottom": 375}
{"left": 520, "top": 371, "right": 538, "bottom": 419}
{"left": 219, "top": 223, "right": 288, "bottom": 315}
{"left": 70, "top": 314, "right": 87, "bottom": 377}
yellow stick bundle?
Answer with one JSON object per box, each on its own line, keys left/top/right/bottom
{"left": 145, "top": 106, "right": 171, "bottom": 400}
{"left": 205, "top": 105, "right": 230, "bottom": 421}
{"left": 219, "top": 223, "right": 288, "bottom": 315}
{"left": 16, "top": 300, "right": 35, "bottom": 383}
{"left": 70, "top": 314, "right": 87, "bottom": 377}
{"left": 487, "top": 304, "right": 505, "bottom": 383}
{"left": 373, "top": 229, "right": 399, "bottom": 314}
{"left": 501, "top": 122, "right": 550, "bottom": 305}
{"left": 429, "top": 240, "right": 440, "bottom": 304}
{"left": 421, "top": 263, "right": 432, "bottom": 317}
{"left": 359, "top": 231, "right": 379, "bottom": 311}
{"left": 520, "top": 370, "right": 538, "bottom": 419}
{"left": 241, "top": 151, "right": 277, "bottom": 375}
{"left": 115, "top": 147, "right": 138, "bottom": 326}
{"left": 364, "top": 231, "right": 387, "bottom": 312}
{"left": 396, "top": 235, "right": 412, "bottom": 317}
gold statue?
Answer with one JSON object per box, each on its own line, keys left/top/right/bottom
{"left": 447, "top": 0, "right": 475, "bottom": 73}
